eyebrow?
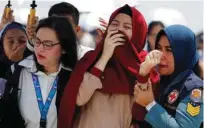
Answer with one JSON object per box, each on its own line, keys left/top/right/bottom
{"left": 7, "top": 36, "right": 14, "bottom": 39}
{"left": 112, "top": 20, "right": 119, "bottom": 23}
{"left": 124, "top": 23, "right": 132, "bottom": 26}
{"left": 112, "top": 20, "right": 132, "bottom": 26}
{"left": 7, "top": 36, "right": 26, "bottom": 39}
{"left": 157, "top": 44, "right": 171, "bottom": 48}
{"left": 19, "top": 36, "right": 26, "bottom": 39}
{"left": 36, "top": 37, "right": 56, "bottom": 43}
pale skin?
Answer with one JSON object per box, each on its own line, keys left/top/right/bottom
{"left": 94, "top": 13, "right": 132, "bottom": 71}
{"left": 134, "top": 35, "right": 175, "bottom": 107}
{"left": 34, "top": 27, "right": 63, "bottom": 75}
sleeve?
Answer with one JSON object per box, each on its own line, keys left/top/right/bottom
{"left": 0, "top": 78, "right": 7, "bottom": 97}
{"left": 76, "top": 71, "right": 103, "bottom": 106}
{"left": 77, "top": 45, "right": 93, "bottom": 60}
{"left": 145, "top": 89, "right": 203, "bottom": 128}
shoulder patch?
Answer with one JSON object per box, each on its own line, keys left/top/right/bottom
{"left": 187, "top": 102, "right": 201, "bottom": 116}
{"left": 187, "top": 89, "right": 202, "bottom": 116}
{"left": 190, "top": 89, "right": 202, "bottom": 103}
{"left": 168, "top": 90, "right": 179, "bottom": 104}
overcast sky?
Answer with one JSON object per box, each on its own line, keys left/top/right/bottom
{"left": 0, "top": 0, "right": 203, "bottom": 33}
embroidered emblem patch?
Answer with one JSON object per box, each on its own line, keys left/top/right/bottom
{"left": 187, "top": 102, "right": 201, "bottom": 116}
{"left": 168, "top": 90, "right": 179, "bottom": 104}
{"left": 190, "top": 89, "right": 202, "bottom": 103}
{"left": 187, "top": 89, "right": 202, "bottom": 116}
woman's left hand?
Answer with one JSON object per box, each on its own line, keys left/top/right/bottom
{"left": 134, "top": 80, "right": 155, "bottom": 107}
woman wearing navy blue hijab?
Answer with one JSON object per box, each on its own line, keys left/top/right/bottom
{"left": 134, "top": 25, "right": 203, "bottom": 128}
{"left": 0, "top": 22, "right": 31, "bottom": 78}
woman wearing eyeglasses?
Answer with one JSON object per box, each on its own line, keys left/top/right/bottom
{"left": 0, "top": 16, "right": 78, "bottom": 128}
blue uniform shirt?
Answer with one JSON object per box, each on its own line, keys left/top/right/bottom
{"left": 145, "top": 72, "right": 203, "bottom": 128}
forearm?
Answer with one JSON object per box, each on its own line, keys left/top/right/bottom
{"left": 94, "top": 55, "right": 109, "bottom": 72}
{"left": 76, "top": 72, "right": 103, "bottom": 106}
{"left": 145, "top": 103, "right": 196, "bottom": 128}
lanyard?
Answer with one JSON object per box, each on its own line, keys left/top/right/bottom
{"left": 32, "top": 73, "right": 58, "bottom": 128}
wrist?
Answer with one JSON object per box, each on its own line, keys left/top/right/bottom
{"left": 94, "top": 55, "right": 109, "bottom": 71}
{"left": 100, "top": 53, "right": 111, "bottom": 62}
{"left": 146, "top": 100, "right": 156, "bottom": 111}
{"left": 139, "top": 62, "right": 151, "bottom": 76}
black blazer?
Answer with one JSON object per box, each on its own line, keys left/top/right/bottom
{"left": 0, "top": 64, "right": 71, "bottom": 128}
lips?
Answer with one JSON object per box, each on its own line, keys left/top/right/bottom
{"left": 158, "top": 64, "right": 167, "bottom": 68}
{"left": 37, "top": 53, "right": 45, "bottom": 60}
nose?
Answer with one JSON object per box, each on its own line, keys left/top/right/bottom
{"left": 12, "top": 40, "right": 20, "bottom": 50}
{"left": 37, "top": 43, "right": 45, "bottom": 52}
{"left": 160, "top": 51, "right": 167, "bottom": 60}
{"left": 118, "top": 25, "right": 124, "bottom": 32}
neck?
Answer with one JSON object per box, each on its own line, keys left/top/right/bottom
{"left": 44, "top": 64, "right": 60, "bottom": 75}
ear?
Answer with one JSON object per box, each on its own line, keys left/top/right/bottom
{"left": 76, "top": 26, "right": 81, "bottom": 33}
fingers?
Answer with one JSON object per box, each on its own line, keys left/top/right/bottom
{"left": 13, "top": 44, "right": 26, "bottom": 53}
{"left": 100, "top": 23, "right": 107, "bottom": 28}
{"left": 26, "top": 16, "right": 38, "bottom": 40}
{"left": 134, "top": 84, "right": 140, "bottom": 94}
{"left": 7, "top": 10, "right": 14, "bottom": 21}
{"left": 112, "top": 37, "right": 126, "bottom": 44}
{"left": 1, "top": 9, "right": 14, "bottom": 24}
{"left": 146, "top": 50, "right": 162, "bottom": 65}
{"left": 96, "top": 28, "right": 104, "bottom": 37}
{"left": 110, "top": 33, "right": 124, "bottom": 40}
{"left": 9, "top": 10, "right": 13, "bottom": 17}
{"left": 99, "top": 18, "right": 108, "bottom": 32}
{"left": 147, "top": 79, "right": 153, "bottom": 91}
{"left": 153, "top": 50, "right": 162, "bottom": 64}
{"left": 105, "top": 30, "right": 125, "bottom": 45}
{"left": 114, "top": 42, "right": 124, "bottom": 47}
{"left": 106, "top": 29, "right": 118, "bottom": 38}
{"left": 151, "top": 50, "right": 159, "bottom": 64}
{"left": 134, "top": 86, "right": 138, "bottom": 96}
{"left": 99, "top": 17, "right": 108, "bottom": 25}
{"left": 2, "top": 7, "right": 6, "bottom": 18}
{"left": 27, "top": 15, "right": 38, "bottom": 25}
{"left": 134, "top": 84, "right": 141, "bottom": 101}
{"left": 35, "top": 16, "right": 39, "bottom": 23}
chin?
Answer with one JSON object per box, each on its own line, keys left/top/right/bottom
{"left": 159, "top": 70, "right": 173, "bottom": 76}
{"left": 158, "top": 69, "right": 168, "bottom": 76}
{"left": 37, "top": 58, "right": 47, "bottom": 66}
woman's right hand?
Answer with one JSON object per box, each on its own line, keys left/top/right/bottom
{"left": 101, "top": 30, "right": 125, "bottom": 61}
{"left": 94, "top": 30, "right": 125, "bottom": 71}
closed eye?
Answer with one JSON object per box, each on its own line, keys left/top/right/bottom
{"left": 124, "top": 26, "right": 132, "bottom": 30}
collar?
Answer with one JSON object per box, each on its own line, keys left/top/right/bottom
{"left": 19, "top": 55, "right": 72, "bottom": 76}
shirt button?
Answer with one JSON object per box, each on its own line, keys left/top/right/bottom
{"left": 101, "top": 76, "right": 104, "bottom": 79}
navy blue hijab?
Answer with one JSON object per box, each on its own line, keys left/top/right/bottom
{"left": 0, "top": 22, "right": 31, "bottom": 78}
{"left": 155, "top": 25, "right": 199, "bottom": 94}
{"left": 0, "top": 22, "right": 28, "bottom": 58}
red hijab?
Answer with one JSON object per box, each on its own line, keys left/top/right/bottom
{"left": 58, "top": 4, "right": 159, "bottom": 128}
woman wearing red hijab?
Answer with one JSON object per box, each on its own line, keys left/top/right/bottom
{"left": 58, "top": 4, "right": 159, "bottom": 128}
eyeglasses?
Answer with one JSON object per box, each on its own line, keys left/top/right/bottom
{"left": 32, "top": 38, "right": 60, "bottom": 50}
